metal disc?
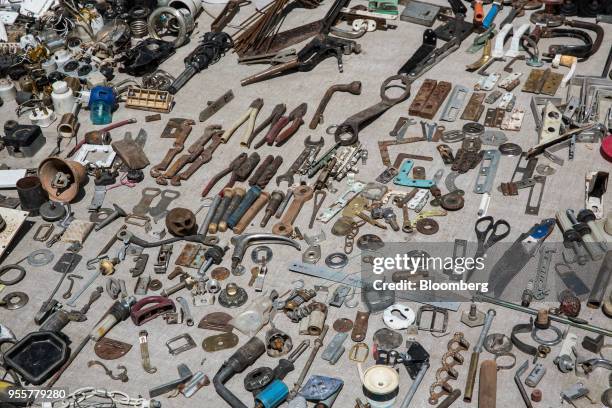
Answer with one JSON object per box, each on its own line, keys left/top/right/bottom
{"left": 373, "top": 328, "right": 403, "bottom": 350}
{"left": 333, "top": 318, "right": 354, "bottom": 333}
{"left": 416, "top": 218, "right": 439, "bottom": 235}
{"left": 39, "top": 201, "right": 66, "bottom": 222}
{"left": 357, "top": 234, "right": 385, "bottom": 251}
{"left": 2, "top": 292, "right": 28, "bottom": 309}
{"left": 27, "top": 249, "right": 54, "bottom": 266}
{"left": 499, "top": 143, "right": 522, "bottom": 156}
{"left": 211, "top": 267, "right": 230, "bottom": 281}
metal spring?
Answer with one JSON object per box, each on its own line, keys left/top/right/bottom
{"left": 129, "top": 19, "right": 148, "bottom": 38}
{"left": 286, "top": 303, "right": 314, "bottom": 322}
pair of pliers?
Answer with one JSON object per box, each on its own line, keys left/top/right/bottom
{"left": 201, "top": 152, "right": 260, "bottom": 197}
{"left": 261, "top": 103, "right": 308, "bottom": 147}
{"left": 252, "top": 103, "right": 286, "bottom": 147}
{"left": 221, "top": 98, "right": 264, "bottom": 146}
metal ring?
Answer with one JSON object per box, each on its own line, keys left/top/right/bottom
{"left": 148, "top": 6, "right": 192, "bottom": 47}
{"left": 325, "top": 252, "right": 349, "bottom": 269}
{"left": 2, "top": 292, "right": 29, "bottom": 309}
{"left": 531, "top": 325, "right": 563, "bottom": 346}
{"left": 27, "top": 249, "right": 54, "bottom": 266}
{"left": 498, "top": 143, "right": 522, "bottom": 156}
{"left": 250, "top": 246, "right": 273, "bottom": 264}
{"left": 416, "top": 218, "right": 439, "bottom": 235}
{"left": 494, "top": 352, "right": 516, "bottom": 370}
{"left": 0, "top": 265, "right": 26, "bottom": 286}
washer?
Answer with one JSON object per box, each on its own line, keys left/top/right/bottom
{"left": 325, "top": 252, "right": 349, "bottom": 269}
{"left": 536, "top": 164, "right": 556, "bottom": 176}
{"left": 383, "top": 303, "right": 416, "bottom": 330}
{"left": 498, "top": 143, "right": 522, "bottom": 156}
{"left": 250, "top": 246, "right": 273, "bottom": 264}
{"left": 2, "top": 292, "right": 29, "bottom": 310}
{"left": 27, "top": 249, "right": 54, "bottom": 266}
{"left": 416, "top": 218, "right": 439, "bottom": 235}
{"left": 356, "top": 234, "right": 384, "bottom": 251}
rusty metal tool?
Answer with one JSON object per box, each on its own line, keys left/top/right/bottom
{"left": 150, "top": 119, "right": 195, "bottom": 178}
{"left": 261, "top": 190, "right": 285, "bottom": 227}
{"left": 201, "top": 153, "right": 259, "bottom": 197}
{"left": 221, "top": 98, "right": 264, "bottom": 145}
{"left": 252, "top": 104, "right": 287, "bottom": 147}
{"left": 67, "top": 118, "right": 137, "bottom": 158}
{"left": 263, "top": 103, "right": 308, "bottom": 146}
{"left": 272, "top": 185, "right": 314, "bottom": 236}
{"left": 199, "top": 90, "right": 234, "bottom": 122}
{"left": 158, "top": 124, "right": 222, "bottom": 185}
{"left": 211, "top": 0, "right": 247, "bottom": 32}
{"left": 309, "top": 81, "right": 361, "bottom": 129}
{"left": 172, "top": 128, "right": 224, "bottom": 186}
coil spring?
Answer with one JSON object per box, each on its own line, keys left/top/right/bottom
{"left": 286, "top": 303, "right": 314, "bottom": 322}
{"left": 130, "top": 20, "right": 148, "bottom": 38}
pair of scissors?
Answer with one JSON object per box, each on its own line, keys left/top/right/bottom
{"left": 474, "top": 216, "right": 511, "bottom": 259}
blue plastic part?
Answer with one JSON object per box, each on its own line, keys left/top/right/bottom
{"left": 530, "top": 218, "right": 556, "bottom": 240}
{"left": 89, "top": 86, "right": 116, "bottom": 125}
{"left": 482, "top": 3, "right": 501, "bottom": 29}
{"left": 393, "top": 160, "right": 434, "bottom": 188}
{"left": 255, "top": 379, "right": 288, "bottom": 408}
{"left": 227, "top": 185, "right": 261, "bottom": 228}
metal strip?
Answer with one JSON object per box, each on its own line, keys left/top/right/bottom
{"left": 473, "top": 150, "right": 500, "bottom": 194}
{"left": 440, "top": 85, "right": 470, "bottom": 122}
{"left": 525, "top": 175, "right": 546, "bottom": 215}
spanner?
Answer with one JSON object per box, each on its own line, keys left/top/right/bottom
{"left": 276, "top": 136, "right": 324, "bottom": 187}
{"left": 176, "top": 296, "right": 194, "bottom": 326}
{"left": 272, "top": 185, "right": 314, "bottom": 237}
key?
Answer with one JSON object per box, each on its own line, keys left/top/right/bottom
{"left": 248, "top": 266, "right": 259, "bottom": 287}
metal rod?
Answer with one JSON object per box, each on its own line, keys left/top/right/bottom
{"left": 472, "top": 293, "right": 612, "bottom": 337}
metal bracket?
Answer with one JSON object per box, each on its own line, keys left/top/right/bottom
{"left": 539, "top": 102, "right": 562, "bottom": 143}
{"left": 394, "top": 160, "right": 434, "bottom": 188}
{"left": 316, "top": 181, "right": 365, "bottom": 223}
{"left": 74, "top": 144, "right": 116, "bottom": 168}
{"left": 440, "top": 85, "right": 470, "bottom": 122}
{"left": 473, "top": 150, "right": 501, "bottom": 194}
{"left": 525, "top": 175, "right": 546, "bottom": 215}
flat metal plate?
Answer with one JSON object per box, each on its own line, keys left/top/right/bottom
{"left": 0, "top": 169, "right": 27, "bottom": 188}
{"left": 0, "top": 207, "right": 28, "bottom": 259}
{"left": 400, "top": 0, "right": 440, "bottom": 26}
{"left": 473, "top": 150, "right": 501, "bottom": 194}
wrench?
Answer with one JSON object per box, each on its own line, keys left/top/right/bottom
{"left": 272, "top": 185, "right": 314, "bottom": 237}
{"left": 309, "top": 81, "right": 362, "bottom": 129}
{"left": 276, "top": 136, "right": 324, "bottom": 187}
{"left": 176, "top": 296, "right": 194, "bottom": 326}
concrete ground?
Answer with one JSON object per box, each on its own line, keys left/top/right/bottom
{"left": 1, "top": 0, "right": 612, "bottom": 407}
